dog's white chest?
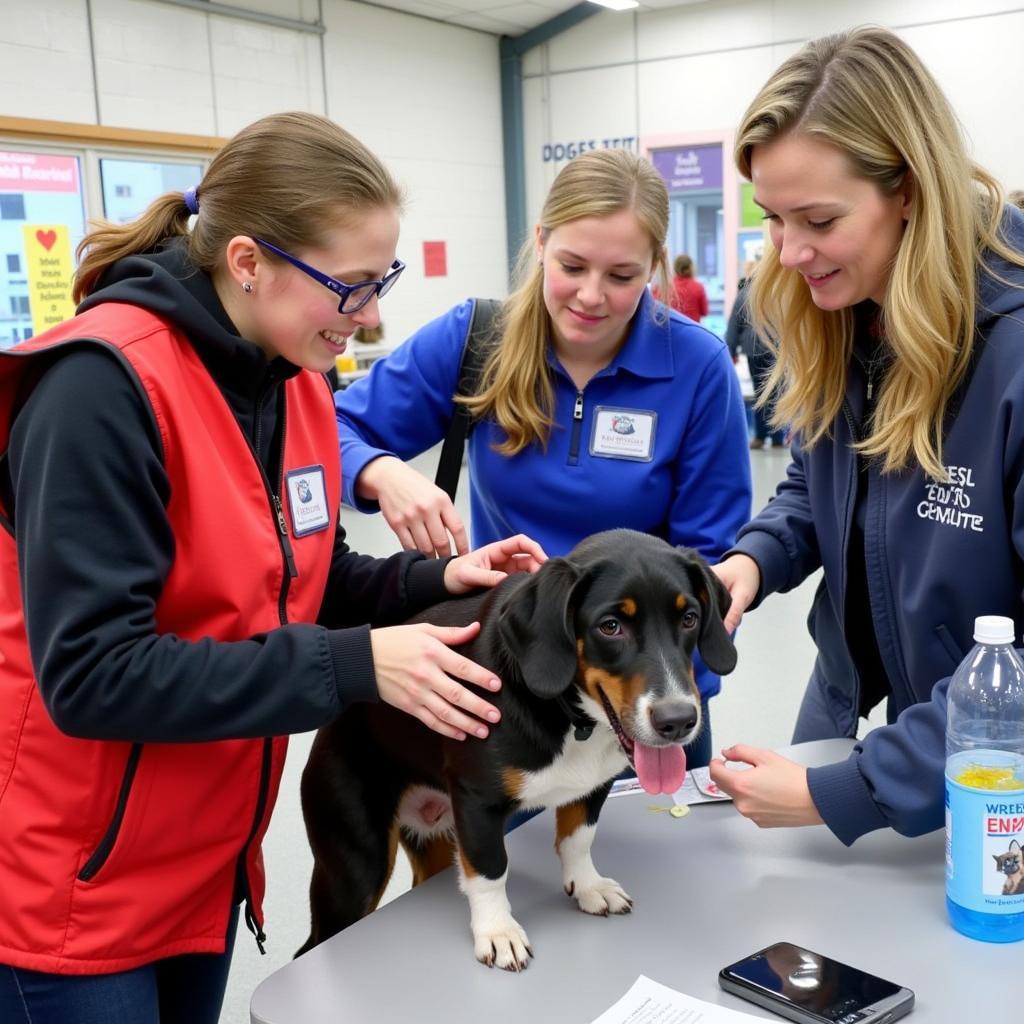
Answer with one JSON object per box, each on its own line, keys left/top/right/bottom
{"left": 517, "top": 729, "right": 627, "bottom": 810}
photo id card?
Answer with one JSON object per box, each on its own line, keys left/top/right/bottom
{"left": 284, "top": 465, "right": 330, "bottom": 537}
{"left": 590, "top": 407, "right": 657, "bottom": 462}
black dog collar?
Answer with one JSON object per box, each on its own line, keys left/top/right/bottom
{"left": 556, "top": 694, "right": 595, "bottom": 741}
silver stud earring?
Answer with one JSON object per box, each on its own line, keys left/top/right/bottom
{"left": 242, "top": 280, "right": 254, "bottom": 294}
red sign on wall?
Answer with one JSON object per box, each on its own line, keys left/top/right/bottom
{"left": 423, "top": 240, "right": 447, "bottom": 278}
{"left": 0, "top": 151, "right": 80, "bottom": 193}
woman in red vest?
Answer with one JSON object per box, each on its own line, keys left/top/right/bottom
{"left": 0, "top": 112, "right": 542, "bottom": 1024}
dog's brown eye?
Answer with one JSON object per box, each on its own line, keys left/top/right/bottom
{"left": 681, "top": 610, "right": 699, "bottom": 629}
{"left": 598, "top": 618, "right": 623, "bottom": 637}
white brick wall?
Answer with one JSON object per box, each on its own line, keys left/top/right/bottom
{"left": 322, "top": 0, "right": 507, "bottom": 336}
{"left": 0, "top": 0, "right": 507, "bottom": 339}
{"left": 1, "top": 0, "right": 97, "bottom": 122}
{"left": 523, "top": 0, "right": 1024, "bottom": 221}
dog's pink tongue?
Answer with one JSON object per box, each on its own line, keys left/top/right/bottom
{"left": 634, "top": 743, "right": 686, "bottom": 795}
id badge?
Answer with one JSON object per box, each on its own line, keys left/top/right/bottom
{"left": 590, "top": 406, "right": 657, "bottom": 462}
{"left": 284, "top": 465, "right": 330, "bottom": 537}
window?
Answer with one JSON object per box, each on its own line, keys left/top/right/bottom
{"left": 0, "top": 150, "right": 85, "bottom": 349}
{"left": 0, "top": 135, "right": 213, "bottom": 351}
{"left": 101, "top": 158, "right": 203, "bottom": 224}
{"left": 0, "top": 194, "right": 27, "bottom": 220}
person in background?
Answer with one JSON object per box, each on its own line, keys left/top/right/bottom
{"left": 335, "top": 149, "right": 751, "bottom": 771}
{"left": 708, "top": 28, "right": 1024, "bottom": 844}
{"left": 0, "top": 112, "right": 543, "bottom": 1024}
{"left": 666, "top": 253, "right": 709, "bottom": 322}
{"left": 726, "top": 264, "right": 787, "bottom": 450}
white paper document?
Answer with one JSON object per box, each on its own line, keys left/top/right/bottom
{"left": 609, "top": 765, "right": 742, "bottom": 803}
{"left": 672, "top": 765, "right": 733, "bottom": 805}
{"left": 590, "top": 975, "right": 762, "bottom": 1024}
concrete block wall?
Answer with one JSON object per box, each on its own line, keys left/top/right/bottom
{"left": 521, "top": 0, "right": 1024, "bottom": 221}
{"left": 1, "top": 0, "right": 508, "bottom": 342}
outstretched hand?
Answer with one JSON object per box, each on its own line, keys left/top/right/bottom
{"left": 708, "top": 744, "right": 824, "bottom": 828}
{"left": 711, "top": 554, "right": 761, "bottom": 633}
{"left": 359, "top": 456, "right": 469, "bottom": 557}
{"left": 444, "top": 534, "right": 548, "bottom": 594}
{"left": 370, "top": 621, "right": 501, "bottom": 741}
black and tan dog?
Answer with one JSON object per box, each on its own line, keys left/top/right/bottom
{"left": 298, "top": 529, "right": 736, "bottom": 970}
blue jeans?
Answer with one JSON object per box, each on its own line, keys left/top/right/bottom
{"left": 0, "top": 906, "right": 238, "bottom": 1024}
{"left": 506, "top": 696, "right": 712, "bottom": 831}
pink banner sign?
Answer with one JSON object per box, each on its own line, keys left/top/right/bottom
{"left": 0, "top": 151, "right": 80, "bottom": 193}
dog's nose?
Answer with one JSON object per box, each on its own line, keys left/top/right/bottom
{"left": 649, "top": 700, "right": 699, "bottom": 742}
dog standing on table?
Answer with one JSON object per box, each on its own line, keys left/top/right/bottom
{"left": 299, "top": 529, "right": 736, "bottom": 970}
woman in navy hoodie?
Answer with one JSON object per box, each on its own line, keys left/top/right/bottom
{"left": 708, "top": 28, "right": 1024, "bottom": 845}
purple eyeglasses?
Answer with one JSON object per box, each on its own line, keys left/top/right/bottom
{"left": 255, "top": 238, "right": 405, "bottom": 314}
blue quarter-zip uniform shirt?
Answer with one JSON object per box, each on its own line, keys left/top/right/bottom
{"left": 729, "top": 207, "right": 1024, "bottom": 846}
{"left": 336, "top": 292, "right": 752, "bottom": 699}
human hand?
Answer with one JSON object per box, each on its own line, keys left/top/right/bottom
{"left": 709, "top": 745, "right": 823, "bottom": 827}
{"left": 710, "top": 554, "right": 761, "bottom": 632}
{"left": 358, "top": 456, "right": 469, "bottom": 557}
{"left": 370, "top": 622, "right": 501, "bottom": 741}
{"left": 444, "top": 534, "right": 548, "bottom": 594}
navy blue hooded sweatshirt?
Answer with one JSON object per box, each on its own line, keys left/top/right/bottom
{"left": 729, "top": 207, "right": 1024, "bottom": 846}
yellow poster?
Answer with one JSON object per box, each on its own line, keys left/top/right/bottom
{"left": 23, "top": 225, "right": 76, "bottom": 335}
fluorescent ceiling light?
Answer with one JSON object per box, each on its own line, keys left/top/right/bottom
{"left": 589, "top": 0, "right": 639, "bottom": 10}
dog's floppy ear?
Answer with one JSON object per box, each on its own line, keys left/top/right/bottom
{"left": 497, "top": 557, "right": 582, "bottom": 698}
{"left": 674, "top": 547, "right": 737, "bottom": 676}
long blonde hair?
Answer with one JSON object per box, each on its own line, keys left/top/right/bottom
{"left": 74, "top": 112, "right": 403, "bottom": 302}
{"left": 460, "top": 149, "right": 670, "bottom": 455}
{"left": 736, "top": 26, "right": 1023, "bottom": 479}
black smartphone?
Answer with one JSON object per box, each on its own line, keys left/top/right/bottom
{"left": 719, "top": 941, "right": 914, "bottom": 1024}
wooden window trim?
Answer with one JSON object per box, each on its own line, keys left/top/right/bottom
{"left": 0, "top": 116, "right": 226, "bottom": 156}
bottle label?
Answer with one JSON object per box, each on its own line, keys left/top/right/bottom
{"left": 946, "top": 750, "right": 1024, "bottom": 913}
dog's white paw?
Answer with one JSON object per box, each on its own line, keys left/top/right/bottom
{"left": 473, "top": 918, "right": 533, "bottom": 971}
{"left": 567, "top": 876, "right": 633, "bottom": 916}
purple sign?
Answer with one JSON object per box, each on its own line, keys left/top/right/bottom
{"left": 650, "top": 144, "right": 722, "bottom": 192}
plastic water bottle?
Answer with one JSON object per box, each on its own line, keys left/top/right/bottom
{"left": 945, "top": 615, "right": 1024, "bottom": 942}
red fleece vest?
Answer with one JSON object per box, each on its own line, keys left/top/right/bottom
{"left": 0, "top": 304, "right": 339, "bottom": 974}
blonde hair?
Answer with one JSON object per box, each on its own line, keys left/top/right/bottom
{"left": 460, "top": 149, "right": 670, "bottom": 455}
{"left": 736, "top": 26, "right": 1023, "bottom": 479}
{"left": 74, "top": 112, "right": 403, "bottom": 303}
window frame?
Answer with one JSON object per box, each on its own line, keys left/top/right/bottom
{"left": 0, "top": 116, "right": 223, "bottom": 226}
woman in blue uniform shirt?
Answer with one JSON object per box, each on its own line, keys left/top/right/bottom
{"left": 335, "top": 149, "right": 752, "bottom": 767}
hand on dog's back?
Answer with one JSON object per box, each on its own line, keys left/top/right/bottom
{"left": 370, "top": 622, "right": 502, "bottom": 741}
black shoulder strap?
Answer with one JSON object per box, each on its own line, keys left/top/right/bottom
{"left": 434, "top": 298, "right": 501, "bottom": 502}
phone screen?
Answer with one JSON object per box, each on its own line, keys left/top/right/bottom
{"left": 723, "top": 942, "right": 903, "bottom": 1022}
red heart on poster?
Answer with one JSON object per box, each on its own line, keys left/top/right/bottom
{"left": 36, "top": 229, "right": 57, "bottom": 251}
